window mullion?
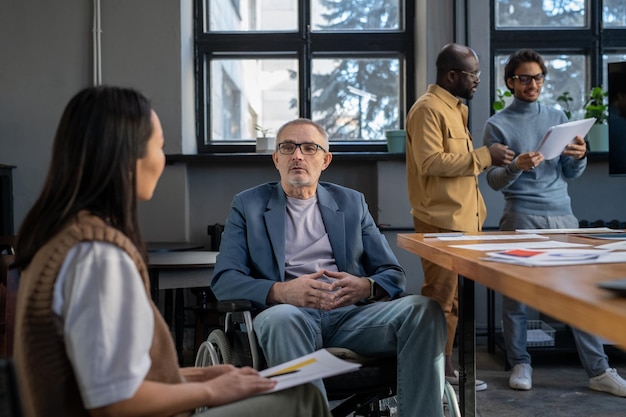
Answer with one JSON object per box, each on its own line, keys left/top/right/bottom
{"left": 196, "top": 0, "right": 412, "bottom": 152}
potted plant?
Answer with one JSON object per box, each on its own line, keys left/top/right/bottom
{"left": 254, "top": 124, "right": 275, "bottom": 153}
{"left": 583, "top": 86, "right": 609, "bottom": 152}
{"left": 556, "top": 91, "right": 573, "bottom": 120}
{"left": 492, "top": 88, "right": 512, "bottom": 112}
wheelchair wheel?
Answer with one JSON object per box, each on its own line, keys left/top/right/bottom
{"left": 195, "top": 329, "right": 233, "bottom": 367}
{"left": 443, "top": 381, "right": 461, "bottom": 417}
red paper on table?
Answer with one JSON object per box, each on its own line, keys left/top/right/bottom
{"left": 499, "top": 249, "right": 545, "bottom": 257}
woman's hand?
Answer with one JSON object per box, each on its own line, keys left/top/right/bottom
{"left": 180, "top": 364, "right": 238, "bottom": 382}
{"left": 203, "top": 366, "right": 277, "bottom": 406}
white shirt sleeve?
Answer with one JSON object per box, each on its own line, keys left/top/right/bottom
{"left": 52, "top": 241, "right": 154, "bottom": 409}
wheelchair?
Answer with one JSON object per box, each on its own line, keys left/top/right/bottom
{"left": 194, "top": 299, "right": 460, "bottom": 417}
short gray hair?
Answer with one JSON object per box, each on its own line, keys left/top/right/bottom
{"left": 276, "top": 118, "right": 329, "bottom": 148}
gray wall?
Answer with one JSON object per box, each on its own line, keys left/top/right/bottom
{"left": 2, "top": 0, "right": 625, "bottom": 329}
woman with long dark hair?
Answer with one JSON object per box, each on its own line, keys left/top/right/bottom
{"left": 13, "top": 86, "right": 330, "bottom": 417}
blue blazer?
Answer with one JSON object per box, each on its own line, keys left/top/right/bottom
{"left": 211, "top": 182, "right": 406, "bottom": 307}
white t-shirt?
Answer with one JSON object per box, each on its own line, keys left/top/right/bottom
{"left": 52, "top": 241, "right": 153, "bottom": 409}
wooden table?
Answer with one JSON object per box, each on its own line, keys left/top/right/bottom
{"left": 397, "top": 232, "right": 626, "bottom": 417}
{"left": 148, "top": 251, "right": 218, "bottom": 364}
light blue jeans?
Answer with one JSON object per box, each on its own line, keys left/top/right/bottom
{"left": 501, "top": 210, "right": 609, "bottom": 377}
{"left": 197, "top": 384, "right": 332, "bottom": 417}
{"left": 253, "top": 295, "right": 446, "bottom": 417}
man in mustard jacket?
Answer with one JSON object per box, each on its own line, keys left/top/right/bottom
{"left": 405, "top": 43, "right": 515, "bottom": 389}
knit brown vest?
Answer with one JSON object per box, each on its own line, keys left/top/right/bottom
{"left": 14, "top": 213, "right": 190, "bottom": 417}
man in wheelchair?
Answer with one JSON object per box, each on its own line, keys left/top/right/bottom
{"left": 212, "top": 118, "right": 447, "bottom": 417}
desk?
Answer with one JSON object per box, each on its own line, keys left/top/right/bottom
{"left": 148, "top": 251, "right": 218, "bottom": 364}
{"left": 147, "top": 241, "right": 203, "bottom": 253}
{"left": 397, "top": 232, "right": 626, "bottom": 417}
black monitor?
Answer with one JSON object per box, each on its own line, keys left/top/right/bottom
{"left": 608, "top": 62, "right": 626, "bottom": 176}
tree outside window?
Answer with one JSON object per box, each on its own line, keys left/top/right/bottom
{"left": 196, "top": 0, "right": 413, "bottom": 151}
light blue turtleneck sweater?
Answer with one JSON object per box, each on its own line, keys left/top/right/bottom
{"left": 482, "top": 97, "right": 587, "bottom": 216}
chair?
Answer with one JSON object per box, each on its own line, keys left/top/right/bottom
{"left": 0, "top": 255, "right": 17, "bottom": 357}
{"left": 0, "top": 237, "right": 15, "bottom": 255}
{"left": 195, "top": 299, "right": 460, "bottom": 417}
{"left": 0, "top": 358, "right": 23, "bottom": 417}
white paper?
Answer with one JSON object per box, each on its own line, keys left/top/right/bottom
{"left": 450, "top": 241, "right": 589, "bottom": 251}
{"left": 516, "top": 227, "right": 618, "bottom": 234}
{"left": 575, "top": 233, "right": 626, "bottom": 240}
{"left": 482, "top": 248, "right": 626, "bottom": 267}
{"left": 486, "top": 248, "right": 610, "bottom": 264}
{"left": 258, "top": 349, "right": 361, "bottom": 393}
{"left": 535, "top": 117, "right": 596, "bottom": 160}
{"left": 596, "top": 241, "right": 626, "bottom": 250}
{"left": 437, "top": 233, "right": 548, "bottom": 241}
{"left": 527, "top": 329, "right": 554, "bottom": 343}
{"left": 423, "top": 232, "right": 464, "bottom": 238}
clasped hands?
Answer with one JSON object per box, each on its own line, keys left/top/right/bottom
{"left": 268, "top": 270, "right": 369, "bottom": 310}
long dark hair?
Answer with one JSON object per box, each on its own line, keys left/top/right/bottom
{"left": 14, "top": 86, "right": 154, "bottom": 269}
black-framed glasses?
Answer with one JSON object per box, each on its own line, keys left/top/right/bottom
{"left": 277, "top": 142, "right": 327, "bottom": 155}
{"left": 453, "top": 69, "right": 481, "bottom": 81}
{"left": 511, "top": 73, "right": 545, "bottom": 85}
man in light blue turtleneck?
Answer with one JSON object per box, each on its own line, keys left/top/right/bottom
{"left": 483, "top": 48, "right": 626, "bottom": 398}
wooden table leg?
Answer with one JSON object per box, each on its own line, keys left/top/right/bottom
{"left": 458, "top": 274, "right": 476, "bottom": 417}
{"left": 487, "top": 288, "right": 495, "bottom": 354}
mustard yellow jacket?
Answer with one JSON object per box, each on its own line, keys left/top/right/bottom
{"left": 406, "top": 84, "right": 492, "bottom": 232}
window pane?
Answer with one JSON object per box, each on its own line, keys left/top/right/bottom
{"left": 311, "top": 0, "right": 401, "bottom": 31}
{"left": 312, "top": 58, "right": 400, "bottom": 140}
{"left": 604, "top": 0, "right": 626, "bottom": 27}
{"left": 207, "top": 0, "right": 297, "bottom": 32}
{"left": 495, "top": 0, "right": 586, "bottom": 28}
{"left": 494, "top": 54, "right": 586, "bottom": 119}
{"left": 209, "top": 59, "right": 298, "bottom": 142}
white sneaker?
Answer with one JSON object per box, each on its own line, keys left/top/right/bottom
{"left": 589, "top": 368, "right": 626, "bottom": 397}
{"left": 445, "top": 370, "right": 488, "bottom": 391}
{"left": 509, "top": 363, "right": 532, "bottom": 390}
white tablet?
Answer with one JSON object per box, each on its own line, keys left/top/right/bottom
{"left": 535, "top": 117, "right": 596, "bottom": 160}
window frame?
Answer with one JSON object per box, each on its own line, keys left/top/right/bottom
{"left": 194, "top": 0, "right": 415, "bottom": 153}
{"left": 490, "top": 0, "right": 626, "bottom": 109}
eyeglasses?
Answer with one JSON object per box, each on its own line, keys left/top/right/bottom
{"left": 511, "top": 73, "right": 545, "bottom": 85}
{"left": 277, "top": 142, "right": 327, "bottom": 155}
{"left": 454, "top": 69, "right": 481, "bottom": 81}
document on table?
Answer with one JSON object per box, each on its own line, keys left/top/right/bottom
{"left": 575, "top": 233, "right": 626, "bottom": 240}
{"left": 434, "top": 233, "right": 548, "bottom": 241}
{"left": 596, "top": 241, "right": 626, "bottom": 250}
{"left": 259, "top": 348, "right": 361, "bottom": 393}
{"left": 484, "top": 248, "right": 610, "bottom": 266}
{"left": 450, "top": 240, "right": 590, "bottom": 252}
{"left": 516, "top": 227, "right": 617, "bottom": 234}
{"left": 535, "top": 117, "right": 595, "bottom": 160}
{"left": 482, "top": 248, "right": 626, "bottom": 266}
